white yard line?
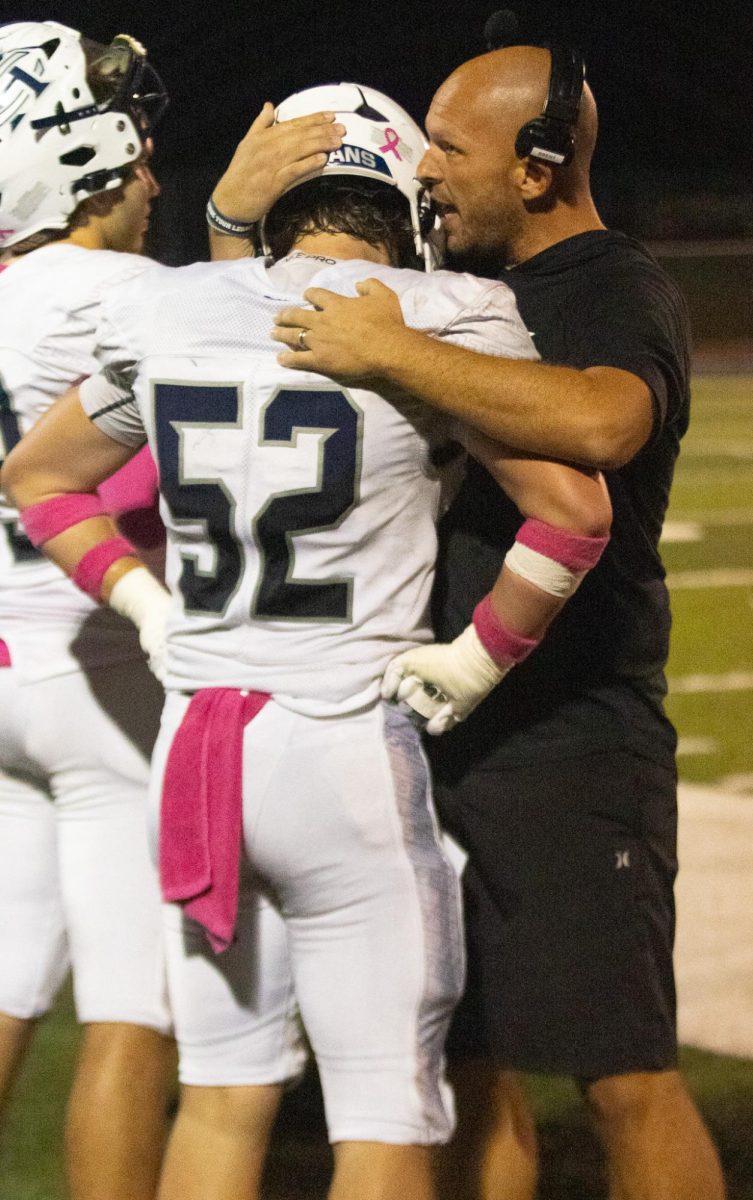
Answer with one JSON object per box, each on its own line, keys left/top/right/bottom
{"left": 669, "top": 671, "right": 753, "bottom": 694}
{"left": 676, "top": 783, "right": 753, "bottom": 1059}
{"left": 676, "top": 736, "right": 718, "bottom": 755}
{"left": 661, "top": 521, "right": 704, "bottom": 543}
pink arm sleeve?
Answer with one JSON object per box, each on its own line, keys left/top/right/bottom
{"left": 97, "top": 446, "right": 165, "bottom": 552}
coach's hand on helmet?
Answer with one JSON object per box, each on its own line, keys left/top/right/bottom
{"left": 211, "top": 103, "right": 345, "bottom": 236}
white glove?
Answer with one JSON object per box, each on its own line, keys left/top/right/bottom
{"left": 108, "top": 566, "right": 171, "bottom": 682}
{"left": 381, "top": 624, "right": 511, "bottom": 735}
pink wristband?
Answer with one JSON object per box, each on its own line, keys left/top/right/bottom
{"left": 472, "top": 594, "right": 539, "bottom": 666}
{"left": 71, "top": 537, "right": 137, "bottom": 600}
{"left": 516, "top": 519, "right": 609, "bottom": 571}
{"left": 22, "top": 494, "right": 104, "bottom": 547}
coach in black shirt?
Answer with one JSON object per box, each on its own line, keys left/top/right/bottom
{"left": 223, "top": 43, "right": 724, "bottom": 1200}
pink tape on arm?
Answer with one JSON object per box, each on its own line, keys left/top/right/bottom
{"left": 98, "top": 448, "right": 164, "bottom": 551}
{"left": 22, "top": 494, "right": 104, "bottom": 547}
{"left": 71, "top": 536, "right": 137, "bottom": 600}
{"left": 97, "top": 446, "right": 158, "bottom": 516}
{"left": 472, "top": 594, "right": 540, "bottom": 667}
{"left": 516, "top": 518, "right": 609, "bottom": 571}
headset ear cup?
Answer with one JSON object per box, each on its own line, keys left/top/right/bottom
{"left": 514, "top": 117, "right": 574, "bottom": 166}
{"left": 514, "top": 120, "right": 536, "bottom": 161}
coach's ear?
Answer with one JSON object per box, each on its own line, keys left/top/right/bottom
{"left": 514, "top": 158, "right": 555, "bottom": 206}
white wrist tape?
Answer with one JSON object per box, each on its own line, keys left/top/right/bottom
{"left": 504, "top": 540, "right": 586, "bottom": 598}
{"left": 505, "top": 518, "right": 609, "bottom": 599}
{"left": 109, "top": 566, "right": 171, "bottom": 682}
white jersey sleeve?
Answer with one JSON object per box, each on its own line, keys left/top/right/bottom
{"left": 0, "top": 244, "right": 151, "bottom": 681}
{"left": 79, "top": 254, "right": 536, "bottom": 715}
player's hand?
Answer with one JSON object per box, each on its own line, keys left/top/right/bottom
{"left": 381, "top": 626, "right": 510, "bottom": 735}
{"left": 273, "top": 278, "right": 407, "bottom": 381}
{"left": 211, "top": 103, "right": 345, "bottom": 227}
{"left": 135, "top": 594, "right": 170, "bottom": 682}
{"left": 107, "top": 566, "right": 171, "bottom": 682}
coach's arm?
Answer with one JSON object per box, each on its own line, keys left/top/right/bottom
{"left": 272, "top": 279, "right": 654, "bottom": 471}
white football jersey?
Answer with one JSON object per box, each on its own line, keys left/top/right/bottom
{"left": 80, "top": 252, "right": 538, "bottom": 715}
{"left": 0, "top": 244, "right": 149, "bottom": 680}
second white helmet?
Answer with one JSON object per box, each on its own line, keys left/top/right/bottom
{"left": 0, "top": 21, "right": 167, "bottom": 248}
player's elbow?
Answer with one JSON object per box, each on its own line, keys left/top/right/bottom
{"left": 3, "top": 444, "right": 42, "bottom": 510}
{"left": 554, "top": 471, "right": 612, "bottom": 540}
{"left": 2, "top": 445, "right": 24, "bottom": 507}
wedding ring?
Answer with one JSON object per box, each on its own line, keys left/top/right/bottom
{"left": 297, "top": 328, "right": 309, "bottom": 350}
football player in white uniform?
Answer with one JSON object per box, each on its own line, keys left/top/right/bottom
{"left": 0, "top": 23, "right": 173, "bottom": 1200}
{"left": 4, "top": 84, "right": 610, "bottom": 1200}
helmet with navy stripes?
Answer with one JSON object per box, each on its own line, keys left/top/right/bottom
{"left": 0, "top": 21, "right": 167, "bottom": 248}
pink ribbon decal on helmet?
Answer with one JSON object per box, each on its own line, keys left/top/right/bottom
{"left": 379, "top": 128, "right": 402, "bottom": 159}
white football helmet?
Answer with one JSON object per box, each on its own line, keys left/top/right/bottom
{"left": 264, "top": 82, "right": 441, "bottom": 270}
{"left": 0, "top": 21, "right": 168, "bottom": 248}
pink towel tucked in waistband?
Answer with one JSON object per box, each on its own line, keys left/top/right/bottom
{"left": 0, "top": 639, "right": 11, "bottom": 667}
{"left": 159, "top": 688, "right": 270, "bottom": 953}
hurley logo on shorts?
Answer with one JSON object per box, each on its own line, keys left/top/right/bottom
{"left": 328, "top": 144, "right": 392, "bottom": 180}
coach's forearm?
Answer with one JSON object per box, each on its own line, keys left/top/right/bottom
{"left": 376, "top": 329, "right": 652, "bottom": 471}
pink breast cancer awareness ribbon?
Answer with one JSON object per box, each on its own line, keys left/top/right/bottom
{"left": 379, "top": 128, "right": 402, "bottom": 159}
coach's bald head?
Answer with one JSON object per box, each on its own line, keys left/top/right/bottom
{"left": 419, "top": 46, "right": 603, "bottom": 266}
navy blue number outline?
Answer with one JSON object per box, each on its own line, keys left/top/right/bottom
{"left": 154, "top": 381, "right": 362, "bottom": 621}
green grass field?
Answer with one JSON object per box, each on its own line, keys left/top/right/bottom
{"left": 1, "top": 375, "right": 751, "bottom": 1199}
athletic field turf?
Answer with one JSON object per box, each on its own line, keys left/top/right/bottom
{"left": 1, "top": 374, "right": 751, "bottom": 1199}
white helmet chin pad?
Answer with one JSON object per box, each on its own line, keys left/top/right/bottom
{"left": 265, "top": 82, "right": 442, "bottom": 270}
{"left": 0, "top": 21, "right": 167, "bottom": 248}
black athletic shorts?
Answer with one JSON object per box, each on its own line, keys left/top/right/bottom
{"left": 434, "top": 750, "right": 678, "bottom": 1079}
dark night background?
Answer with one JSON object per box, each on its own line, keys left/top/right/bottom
{"left": 3, "top": 0, "right": 753, "bottom": 281}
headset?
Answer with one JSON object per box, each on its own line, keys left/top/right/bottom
{"left": 513, "top": 44, "right": 585, "bottom": 167}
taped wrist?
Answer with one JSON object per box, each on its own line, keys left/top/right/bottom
{"left": 22, "top": 493, "right": 104, "bottom": 547}
{"left": 109, "top": 565, "right": 170, "bottom": 630}
{"left": 71, "top": 537, "right": 137, "bottom": 600}
{"left": 505, "top": 518, "right": 609, "bottom": 599}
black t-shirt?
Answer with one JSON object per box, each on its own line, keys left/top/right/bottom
{"left": 429, "top": 230, "right": 691, "bottom": 780}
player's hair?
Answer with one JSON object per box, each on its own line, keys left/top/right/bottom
{"left": 264, "top": 177, "right": 421, "bottom": 269}
{"left": 8, "top": 37, "right": 143, "bottom": 257}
